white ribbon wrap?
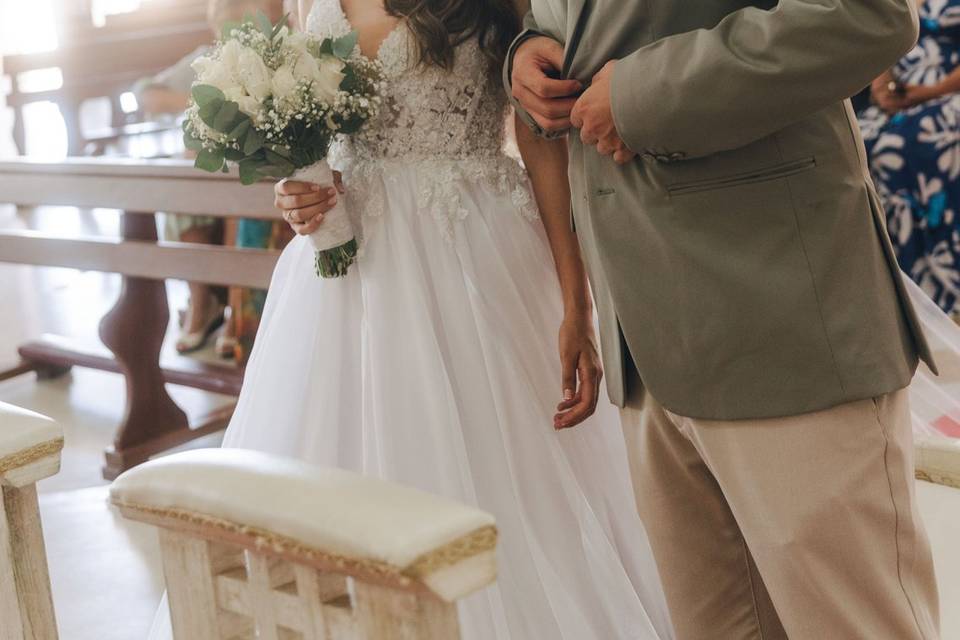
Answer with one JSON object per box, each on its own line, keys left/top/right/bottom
{"left": 292, "top": 160, "right": 355, "bottom": 252}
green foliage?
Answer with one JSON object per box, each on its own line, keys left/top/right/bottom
{"left": 192, "top": 84, "right": 224, "bottom": 108}
{"left": 221, "top": 20, "right": 241, "bottom": 40}
{"left": 332, "top": 32, "right": 358, "bottom": 60}
{"left": 212, "top": 101, "right": 241, "bottom": 133}
{"left": 195, "top": 148, "right": 225, "bottom": 173}
{"left": 242, "top": 128, "right": 263, "bottom": 155}
{"left": 254, "top": 10, "right": 273, "bottom": 37}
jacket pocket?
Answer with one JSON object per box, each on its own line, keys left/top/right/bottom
{"left": 667, "top": 157, "right": 817, "bottom": 196}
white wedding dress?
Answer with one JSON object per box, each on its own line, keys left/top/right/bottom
{"left": 148, "top": 1, "right": 675, "bottom": 639}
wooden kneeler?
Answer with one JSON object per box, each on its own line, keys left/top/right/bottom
{"left": 110, "top": 449, "right": 498, "bottom": 640}
{"left": 0, "top": 402, "right": 63, "bottom": 640}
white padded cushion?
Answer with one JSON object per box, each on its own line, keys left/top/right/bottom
{"left": 110, "top": 449, "right": 497, "bottom": 592}
{"left": 0, "top": 401, "right": 61, "bottom": 459}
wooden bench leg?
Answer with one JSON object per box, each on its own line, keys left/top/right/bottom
{"left": 0, "top": 484, "right": 58, "bottom": 640}
{"left": 159, "top": 530, "right": 234, "bottom": 639}
{"left": 353, "top": 582, "right": 460, "bottom": 640}
{"left": 99, "top": 212, "right": 189, "bottom": 480}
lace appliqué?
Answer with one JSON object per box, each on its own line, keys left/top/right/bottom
{"left": 336, "top": 154, "right": 538, "bottom": 248}
{"left": 306, "top": 0, "right": 539, "bottom": 246}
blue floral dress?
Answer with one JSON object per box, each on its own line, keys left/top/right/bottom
{"left": 860, "top": 0, "right": 960, "bottom": 313}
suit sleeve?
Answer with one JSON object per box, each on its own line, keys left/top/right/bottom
{"left": 610, "top": 0, "right": 919, "bottom": 159}
{"left": 504, "top": 11, "right": 567, "bottom": 138}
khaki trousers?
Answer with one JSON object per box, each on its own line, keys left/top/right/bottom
{"left": 621, "top": 387, "right": 940, "bottom": 639}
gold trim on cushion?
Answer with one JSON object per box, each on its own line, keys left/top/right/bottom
{"left": 916, "top": 469, "right": 960, "bottom": 490}
{"left": 0, "top": 438, "right": 64, "bottom": 474}
{"left": 114, "top": 501, "right": 497, "bottom": 588}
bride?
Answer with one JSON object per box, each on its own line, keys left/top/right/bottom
{"left": 150, "top": 0, "right": 675, "bottom": 638}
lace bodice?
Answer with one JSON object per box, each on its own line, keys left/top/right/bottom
{"left": 304, "top": 0, "right": 537, "bottom": 241}
{"left": 306, "top": 0, "right": 509, "bottom": 161}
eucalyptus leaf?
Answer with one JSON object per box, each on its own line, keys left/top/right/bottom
{"left": 195, "top": 148, "right": 225, "bottom": 173}
{"left": 183, "top": 133, "right": 204, "bottom": 152}
{"left": 266, "top": 144, "right": 292, "bottom": 159}
{"left": 213, "top": 101, "right": 241, "bottom": 133}
{"left": 243, "top": 128, "right": 264, "bottom": 155}
{"left": 192, "top": 84, "right": 225, "bottom": 108}
{"left": 227, "top": 119, "right": 251, "bottom": 141}
{"left": 255, "top": 10, "right": 273, "bottom": 37}
{"left": 265, "top": 149, "right": 295, "bottom": 173}
{"left": 221, "top": 20, "right": 241, "bottom": 40}
{"left": 318, "top": 39, "right": 334, "bottom": 56}
{"left": 239, "top": 160, "right": 262, "bottom": 185}
{"left": 332, "top": 31, "right": 358, "bottom": 59}
{"left": 224, "top": 147, "right": 245, "bottom": 161}
{"left": 198, "top": 101, "right": 221, "bottom": 128}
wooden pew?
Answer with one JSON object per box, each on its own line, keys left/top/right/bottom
{"left": 0, "top": 157, "right": 278, "bottom": 479}
{"left": 0, "top": 402, "right": 63, "bottom": 640}
{"left": 110, "top": 449, "right": 498, "bottom": 640}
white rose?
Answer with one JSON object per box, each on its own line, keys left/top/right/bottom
{"left": 238, "top": 47, "right": 272, "bottom": 102}
{"left": 219, "top": 39, "right": 243, "bottom": 76}
{"left": 271, "top": 65, "right": 298, "bottom": 103}
{"left": 283, "top": 31, "right": 309, "bottom": 55}
{"left": 237, "top": 95, "right": 263, "bottom": 120}
{"left": 192, "top": 54, "right": 239, "bottom": 94}
{"left": 292, "top": 50, "right": 321, "bottom": 83}
{"left": 312, "top": 55, "right": 346, "bottom": 103}
{"left": 222, "top": 87, "right": 261, "bottom": 120}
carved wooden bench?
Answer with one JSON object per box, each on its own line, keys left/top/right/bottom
{"left": 0, "top": 402, "right": 63, "bottom": 640}
{"left": 110, "top": 449, "right": 498, "bottom": 639}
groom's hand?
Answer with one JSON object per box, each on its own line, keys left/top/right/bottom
{"left": 571, "top": 61, "right": 636, "bottom": 165}
{"left": 511, "top": 36, "right": 582, "bottom": 133}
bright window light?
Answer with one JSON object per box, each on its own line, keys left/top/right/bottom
{"left": 16, "top": 68, "right": 64, "bottom": 94}
{"left": 119, "top": 91, "right": 139, "bottom": 114}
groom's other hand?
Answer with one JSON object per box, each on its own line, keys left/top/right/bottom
{"left": 572, "top": 61, "right": 636, "bottom": 165}
{"left": 511, "top": 36, "right": 582, "bottom": 133}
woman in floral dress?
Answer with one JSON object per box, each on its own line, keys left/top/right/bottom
{"left": 860, "top": 0, "right": 960, "bottom": 314}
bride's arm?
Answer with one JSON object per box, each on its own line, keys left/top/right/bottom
{"left": 515, "top": 112, "right": 603, "bottom": 430}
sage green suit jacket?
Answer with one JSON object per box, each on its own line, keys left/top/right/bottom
{"left": 507, "top": 0, "right": 936, "bottom": 419}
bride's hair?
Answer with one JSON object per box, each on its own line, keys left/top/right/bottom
{"left": 384, "top": 0, "right": 522, "bottom": 77}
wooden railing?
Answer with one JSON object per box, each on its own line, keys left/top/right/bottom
{"left": 0, "top": 157, "right": 278, "bottom": 479}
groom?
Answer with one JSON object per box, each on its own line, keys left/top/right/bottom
{"left": 507, "top": 1, "right": 941, "bottom": 638}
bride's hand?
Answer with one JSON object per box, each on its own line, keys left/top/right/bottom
{"left": 554, "top": 315, "right": 603, "bottom": 430}
{"left": 274, "top": 172, "right": 346, "bottom": 235}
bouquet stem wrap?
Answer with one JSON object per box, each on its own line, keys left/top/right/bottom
{"left": 293, "top": 160, "right": 357, "bottom": 278}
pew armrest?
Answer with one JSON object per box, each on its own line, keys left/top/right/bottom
{"left": 110, "top": 449, "right": 498, "bottom": 602}
{"left": 0, "top": 402, "right": 63, "bottom": 487}
{"left": 916, "top": 436, "right": 960, "bottom": 490}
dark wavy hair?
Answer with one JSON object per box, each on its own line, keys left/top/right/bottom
{"left": 384, "top": 0, "right": 522, "bottom": 77}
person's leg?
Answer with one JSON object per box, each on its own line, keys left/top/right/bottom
{"left": 179, "top": 223, "right": 220, "bottom": 335}
{"left": 666, "top": 389, "right": 940, "bottom": 639}
{"left": 621, "top": 391, "right": 787, "bottom": 640}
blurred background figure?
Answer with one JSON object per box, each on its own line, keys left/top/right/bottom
{"left": 132, "top": 0, "right": 288, "bottom": 356}
{"left": 859, "top": 0, "right": 960, "bottom": 318}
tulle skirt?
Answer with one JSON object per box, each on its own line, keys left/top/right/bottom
{"left": 149, "top": 158, "right": 675, "bottom": 640}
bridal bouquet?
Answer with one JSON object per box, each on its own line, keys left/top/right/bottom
{"left": 183, "top": 12, "right": 383, "bottom": 277}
